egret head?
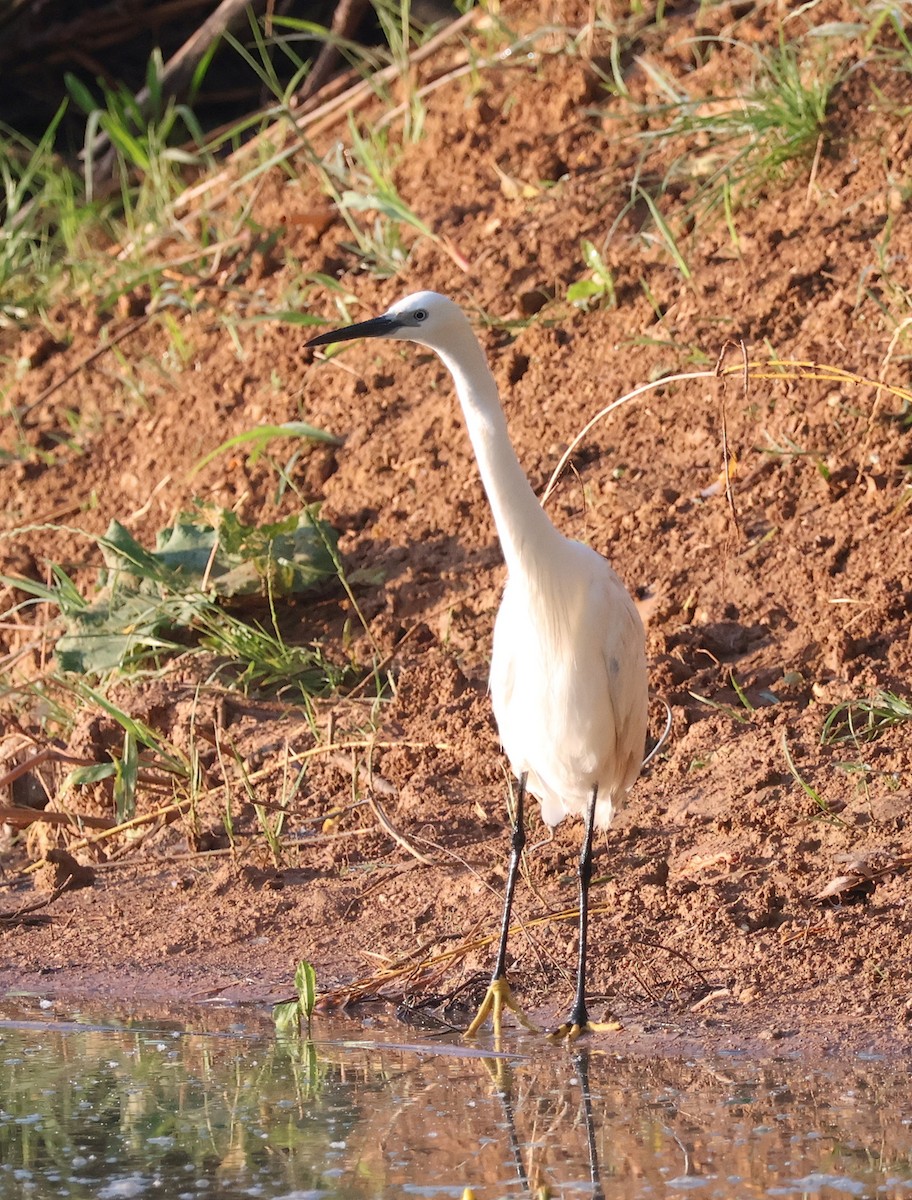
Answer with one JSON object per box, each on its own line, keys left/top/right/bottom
{"left": 306, "top": 291, "right": 467, "bottom": 352}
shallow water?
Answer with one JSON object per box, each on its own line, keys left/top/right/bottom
{"left": 1, "top": 999, "right": 911, "bottom": 1199}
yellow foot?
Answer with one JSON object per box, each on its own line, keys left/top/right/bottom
{"left": 464, "top": 976, "right": 540, "bottom": 1039}
{"left": 547, "top": 1017, "right": 622, "bottom": 1042}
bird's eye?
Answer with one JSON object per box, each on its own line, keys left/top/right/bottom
{"left": 414, "top": 309, "right": 428, "bottom": 322}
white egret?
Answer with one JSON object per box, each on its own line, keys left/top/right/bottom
{"left": 306, "top": 292, "right": 648, "bottom": 1039}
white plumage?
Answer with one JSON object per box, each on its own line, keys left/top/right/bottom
{"left": 307, "top": 291, "right": 649, "bottom": 1038}
{"left": 492, "top": 542, "right": 647, "bottom": 832}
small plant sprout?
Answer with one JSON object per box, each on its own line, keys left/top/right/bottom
{"left": 112, "top": 728, "right": 139, "bottom": 823}
{"left": 312, "top": 118, "right": 467, "bottom": 278}
{"left": 274, "top": 960, "right": 318, "bottom": 1035}
{"left": 729, "top": 672, "right": 756, "bottom": 714}
{"left": 687, "top": 689, "right": 752, "bottom": 726}
{"left": 566, "top": 240, "right": 617, "bottom": 310}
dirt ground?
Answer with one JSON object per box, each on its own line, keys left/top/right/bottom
{"left": 1, "top": 0, "right": 911, "bottom": 1058}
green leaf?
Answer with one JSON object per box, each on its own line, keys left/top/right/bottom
{"left": 97, "top": 508, "right": 339, "bottom": 604}
{"left": 55, "top": 590, "right": 192, "bottom": 673}
{"left": 113, "top": 729, "right": 138, "bottom": 823}
{"left": 273, "top": 961, "right": 319, "bottom": 1035}
{"left": 191, "top": 421, "right": 340, "bottom": 476}
{"left": 63, "top": 763, "right": 118, "bottom": 788}
{"left": 566, "top": 279, "right": 605, "bottom": 306}
{"left": 294, "top": 959, "right": 318, "bottom": 1020}
{"left": 75, "top": 684, "right": 187, "bottom": 774}
{"left": 211, "top": 509, "right": 339, "bottom": 597}
{"left": 102, "top": 121, "right": 150, "bottom": 172}
{"left": 304, "top": 273, "right": 358, "bottom": 300}
{"left": 36, "top": 506, "right": 342, "bottom": 684}
{"left": 251, "top": 311, "right": 327, "bottom": 327}
{"left": 581, "top": 239, "right": 608, "bottom": 279}
{"left": 272, "top": 1000, "right": 302, "bottom": 1033}
{"left": 145, "top": 48, "right": 164, "bottom": 115}
{"left": 340, "top": 189, "right": 433, "bottom": 237}
{"left": 636, "top": 187, "right": 693, "bottom": 280}
{"left": 97, "top": 519, "right": 180, "bottom": 588}
{"left": 347, "top": 565, "right": 387, "bottom": 586}
{"left": 0, "top": 568, "right": 86, "bottom": 616}
{"left": 64, "top": 73, "right": 98, "bottom": 116}
{"left": 153, "top": 522, "right": 219, "bottom": 578}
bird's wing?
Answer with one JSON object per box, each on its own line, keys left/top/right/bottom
{"left": 598, "top": 591, "right": 649, "bottom": 797}
{"left": 489, "top": 583, "right": 518, "bottom": 716}
{"left": 491, "top": 555, "right": 648, "bottom": 823}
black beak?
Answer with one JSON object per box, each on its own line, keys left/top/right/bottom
{"left": 306, "top": 313, "right": 400, "bottom": 348}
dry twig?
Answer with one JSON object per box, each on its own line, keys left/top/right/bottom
{"left": 0, "top": 879, "right": 73, "bottom": 925}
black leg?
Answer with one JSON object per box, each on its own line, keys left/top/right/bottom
{"left": 575, "top": 1049, "right": 605, "bottom": 1200}
{"left": 483, "top": 1059, "right": 529, "bottom": 1193}
{"left": 568, "top": 784, "right": 598, "bottom": 1031}
{"left": 465, "top": 773, "right": 538, "bottom": 1036}
{"left": 491, "top": 772, "right": 526, "bottom": 981}
{"left": 550, "top": 788, "right": 620, "bottom": 1039}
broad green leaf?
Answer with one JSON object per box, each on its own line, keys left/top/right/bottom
{"left": 273, "top": 1000, "right": 301, "bottom": 1033}
{"left": 55, "top": 590, "right": 194, "bottom": 673}
{"left": 153, "top": 522, "right": 219, "bottom": 578}
{"left": 294, "top": 959, "right": 318, "bottom": 1020}
{"left": 35, "top": 505, "right": 343, "bottom": 687}
{"left": 98, "top": 520, "right": 180, "bottom": 587}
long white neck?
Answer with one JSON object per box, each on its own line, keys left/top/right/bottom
{"left": 434, "top": 326, "right": 564, "bottom": 576}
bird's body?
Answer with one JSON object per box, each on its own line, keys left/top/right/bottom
{"left": 492, "top": 543, "right": 647, "bottom": 832}
{"left": 307, "top": 291, "right": 649, "bottom": 1038}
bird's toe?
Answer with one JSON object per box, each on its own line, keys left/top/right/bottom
{"left": 464, "top": 976, "right": 539, "bottom": 1039}
{"left": 548, "top": 1016, "right": 622, "bottom": 1041}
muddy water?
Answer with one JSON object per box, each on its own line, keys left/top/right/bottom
{"left": 1, "top": 1000, "right": 911, "bottom": 1199}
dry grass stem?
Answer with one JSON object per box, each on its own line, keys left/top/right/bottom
{"left": 366, "top": 791, "right": 435, "bottom": 867}
{"left": 541, "top": 357, "right": 912, "bottom": 508}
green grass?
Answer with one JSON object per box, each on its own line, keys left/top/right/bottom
{"left": 630, "top": 32, "right": 839, "bottom": 233}
{"left": 65, "top": 53, "right": 214, "bottom": 213}
{"left": 311, "top": 114, "right": 465, "bottom": 278}
{"left": 822, "top": 689, "right": 912, "bottom": 746}
{"left": 635, "top": 185, "right": 693, "bottom": 279}
{"left": 52, "top": 677, "right": 199, "bottom": 826}
{"left": 0, "top": 1, "right": 469, "bottom": 332}
{"left": 781, "top": 731, "right": 846, "bottom": 825}
{"left": 0, "top": 100, "right": 217, "bottom": 330}
{"left": 2, "top": 1, "right": 901, "bottom": 337}
{"left": 0, "top": 105, "right": 101, "bottom": 326}
{"left": 687, "top": 689, "right": 752, "bottom": 725}
{"left": 864, "top": 3, "right": 912, "bottom": 67}
{"left": 0, "top": 486, "right": 361, "bottom": 868}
